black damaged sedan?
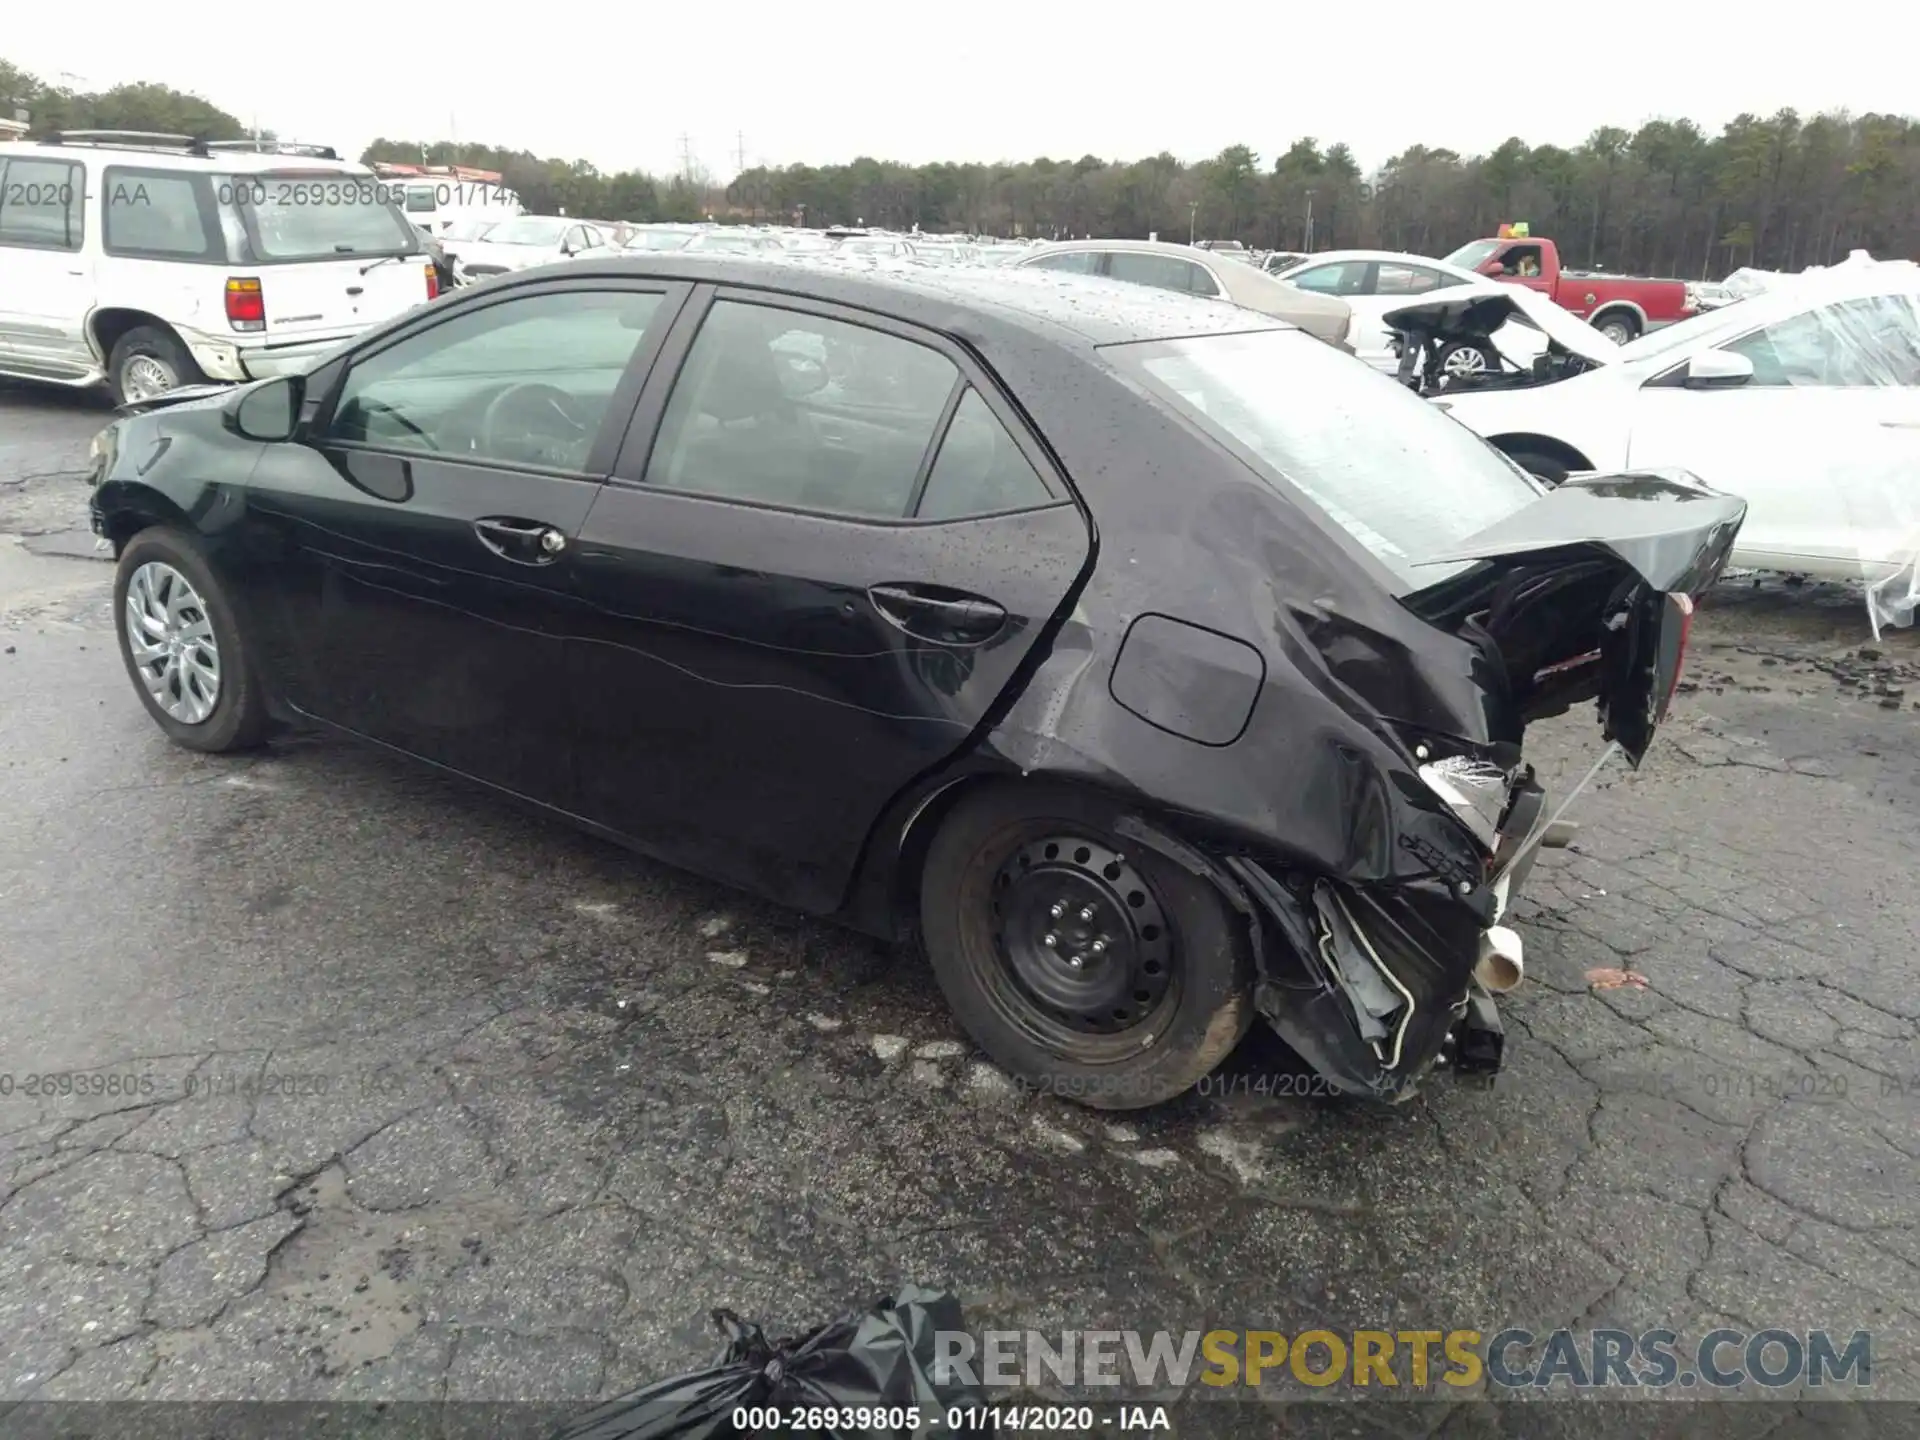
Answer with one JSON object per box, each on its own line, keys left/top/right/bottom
{"left": 89, "top": 256, "right": 1744, "bottom": 1108}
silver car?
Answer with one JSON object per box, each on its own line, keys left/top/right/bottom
{"left": 1014, "top": 239, "right": 1353, "bottom": 350}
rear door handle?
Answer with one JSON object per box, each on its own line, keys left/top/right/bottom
{"left": 474, "top": 516, "right": 567, "bottom": 564}
{"left": 1880, "top": 420, "right": 1920, "bottom": 429}
{"left": 867, "top": 583, "right": 1007, "bottom": 645}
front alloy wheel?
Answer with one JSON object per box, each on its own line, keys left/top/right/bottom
{"left": 124, "top": 561, "right": 220, "bottom": 723}
{"left": 113, "top": 526, "right": 269, "bottom": 753}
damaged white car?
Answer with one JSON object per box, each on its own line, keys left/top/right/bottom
{"left": 1385, "top": 269, "right": 1920, "bottom": 629}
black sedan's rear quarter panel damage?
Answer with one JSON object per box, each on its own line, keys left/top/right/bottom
{"left": 935, "top": 335, "right": 1742, "bottom": 1097}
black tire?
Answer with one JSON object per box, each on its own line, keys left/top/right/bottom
{"left": 919, "top": 783, "right": 1254, "bottom": 1110}
{"left": 1591, "top": 310, "right": 1641, "bottom": 345}
{"left": 1502, "top": 447, "right": 1572, "bottom": 486}
{"left": 107, "top": 325, "right": 207, "bottom": 408}
{"left": 113, "top": 526, "right": 269, "bottom": 753}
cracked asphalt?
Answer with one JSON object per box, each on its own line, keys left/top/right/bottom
{"left": 3, "top": 378, "right": 1919, "bottom": 1437}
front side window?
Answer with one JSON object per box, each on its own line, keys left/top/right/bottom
{"left": 1722, "top": 294, "right": 1920, "bottom": 387}
{"left": 0, "top": 159, "right": 84, "bottom": 250}
{"left": 329, "top": 288, "right": 665, "bottom": 469}
{"left": 916, "top": 389, "right": 1053, "bottom": 520}
{"left": 1110, "top": 328, "right": 1539, "bottom": 588}
{"left": 645, "top": 300, "right": 959, "bottom": 518}
{"left": 103, "top": 168, "right": 217, "bottom": 260}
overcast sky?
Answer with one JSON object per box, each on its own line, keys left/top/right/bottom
{"left": 10, "top": 2, "right": 1914, "bottom": 179}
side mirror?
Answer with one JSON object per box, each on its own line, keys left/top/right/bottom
{"left": 1683, "top": 350, "right": 1754, "bottom": 389}
{"left": 227, "top": 375, "right": 301, "bottom": 442}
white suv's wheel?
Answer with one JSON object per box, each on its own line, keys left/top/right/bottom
{"left": 107, "top": 326, "right": 208, "bottom": 407}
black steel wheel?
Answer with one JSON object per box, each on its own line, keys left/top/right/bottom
{"left": 920, "top": 783, "right": 1253, "bottom": 1110}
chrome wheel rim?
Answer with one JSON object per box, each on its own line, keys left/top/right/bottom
{"left": 1598, "top": 321, "right": 1632, "bottom": 345}
{"left": 124, "top": 562, "right": 221, "bottom": 724}
{"left": 1442, "top": 346, "right": 1488, "bottom": 379}
{"left": 121, "top": 354, "right": 178, "bottom": 402}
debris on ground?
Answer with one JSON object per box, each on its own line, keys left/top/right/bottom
{"left": 550, "top": 1286, "right": 985, "bottom": 1439}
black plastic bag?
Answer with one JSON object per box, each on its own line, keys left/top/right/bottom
{"left": 551, "top": 1285, "right": 991, "bottom": 1440}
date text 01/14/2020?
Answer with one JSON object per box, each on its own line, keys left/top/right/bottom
{"left": 729, "top": 1406, "right": 1171, "bottom": 1431}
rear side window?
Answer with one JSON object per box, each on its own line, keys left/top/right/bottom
{"left": 1026, "top": 250, "right": 1101, "bottom": 275}
{"left": 645, "top": 300, "right": 959, "bottom": 518}
{"left": 0, "top": 158, "right": 84, "bottom": 250}
{"left": 916, "top": 389, "right": 1052, "bottom": 520}
{"left": 1286, "top": 261, "right": 1368, "bottom": 295}
{"left": 103, "top": 169, "right": 218, "bottom": 260}
{"left": 1107, "top": 252, "right": 1215, "bottom": 297}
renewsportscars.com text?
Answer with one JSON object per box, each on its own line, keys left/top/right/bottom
{"left": 934, "top": 1327, "right": 1872, "bottom": 1391}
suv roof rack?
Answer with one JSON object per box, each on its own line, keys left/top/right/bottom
{"left": 205, "top": 139, "right": 340, "bottom": 160}
{"left": 44, "top": 129, "right": 215, "bottom": 156}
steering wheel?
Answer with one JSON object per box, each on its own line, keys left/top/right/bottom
{"left": 356, "top": 398, "right": 440, "bottom": 451}
{"left": 478, "top": 383, "right": 592, "bottom": 467}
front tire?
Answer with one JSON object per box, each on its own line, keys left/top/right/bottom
{"left": 114, "top": 527, "right": 269, "bottom": 753}
{"left": 107, "top": 325, "right": 207, "bottom": 407}
{"left": 919, "top": 783, "right": 1254, "bottom": 1110}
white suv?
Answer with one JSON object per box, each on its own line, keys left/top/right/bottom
{"left": 0, "top": 132, "right": 441, "bottom": 405}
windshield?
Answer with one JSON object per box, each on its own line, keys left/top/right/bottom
{"left": 484, "top": 216, "right": 573, "bottom": 246}
{"left": 838, "top": 238, "right": 901, "bottom": 256}
{"left": 221, "top": 172, "right": 418, "bottom": 260}
{"left": 1442, "top": 240, "right": 1500, "bottom": 271}
{"left": 1109, "top": 328, "right": 1539, "bottom": 587}
{"left": 442, "top": 218, "right": 498, "bottom": 242}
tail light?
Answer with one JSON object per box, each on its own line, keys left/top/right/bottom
{"left": 425, "top": 263, "right": 440, "bottom": 301}
{"left": 1656, "top": 592, "right": 1695, "bottom": 720}
{"left": 225, "top": 277, "right": 265, "bottom": 332}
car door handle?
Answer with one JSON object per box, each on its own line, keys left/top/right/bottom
{"left": 1879, "top": 420, "right": 1920, "bottom": 429}
{"left": 867, "top": 584, "right": 1008, "bottom": 645}
{"left": 474, "top": 516, "right": 567, "bottom": 564}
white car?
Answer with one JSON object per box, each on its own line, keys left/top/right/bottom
{"left": 1389, "top": 267, "right": 1920, "bottom": 589}
{"left": 1270, "top": 248, "right": 1582, "bottom": 374}
{"left": 0, "top": 132, "right": 440, "bottom": 404}
{"left": 445, "top": 215, "right": 611, "bottom": 279}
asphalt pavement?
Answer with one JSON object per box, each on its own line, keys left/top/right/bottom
{"left": 2, "top": 378, "right": 1918, "bottom": 1436}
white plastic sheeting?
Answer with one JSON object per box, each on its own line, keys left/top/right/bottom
{"left": 1722, "top": 249, "right": 1919, "bottom": 300}
{"left": 1748, "top": 284, "right": 1920, "bottom": 636}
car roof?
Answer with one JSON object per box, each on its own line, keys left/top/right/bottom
{"left": 515, "top": 252, "right": 1292, "bottom": 347}
{"left": 1, "top": 139, "right": 372, "bottom": 174}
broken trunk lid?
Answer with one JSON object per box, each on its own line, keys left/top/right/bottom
{"left": 1383, "top": 283, "right": 1621, "bottom": 367}
{"left": 1402, "top": 472, "right": 1745, "bottom": 764}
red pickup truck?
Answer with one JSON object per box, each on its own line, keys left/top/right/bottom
{"left": 1441, "top": 234, "right": 1695, "bottom": 344}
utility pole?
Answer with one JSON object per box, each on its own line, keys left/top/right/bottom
{"left": 1188, "top": 200, "right": 1198, "bottom": 246}
{"left": 735, "top": 131, "right": 746, "bottom": 175}
{"left": 677, "top": 132, "right": 696, "bottom": 185}
{"left": 1303, "top": 190, "right": 1314, "bottom": 251}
